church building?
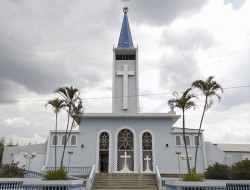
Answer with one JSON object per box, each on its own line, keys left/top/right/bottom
{"left": 4, "top": 7, "right": 248, "bottom": 176}
{"left": 43, "top": 6, "right": 206, "bottom": 175}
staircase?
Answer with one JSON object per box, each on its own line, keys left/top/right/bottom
{"left": 91, "top": 173, "right": 159, "bottom": 190}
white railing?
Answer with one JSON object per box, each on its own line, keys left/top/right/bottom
{"left": 155, "top": 165, "right": 163, "bottom": 189}
{"left": 45, "top": 166, "right": 92, "bottom": 175}
{"left": 24, "top": 170, "right": 44, "bottom": 178}
{"left": 0, "top": 178, "right": 24, "bottom": 190}
{"left": 86, "top": 165, "right": 96, "bottom": 190}
{"left": 164, "top": 181, "right": 226, "bottom": 190}
{"left": 0, "top": 178, "right": 85, "bottom": 190}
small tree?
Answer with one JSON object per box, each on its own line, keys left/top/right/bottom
{"left": 169, "top": 88, "right": 197, "bottom": 174}
{"left": 204, "top": 162, "right": 230, "bottom": 179}
{"left": 0, "top": 162, "right": 26, "bottom": 178}
{"left": 44, "top": 168, "right": 68, "bottom": 180}
{"left": 231, "top": 160, "right": 250, "bottom": 180}
{"left": 0, "top": 137, "right": 5, "bottom": 164}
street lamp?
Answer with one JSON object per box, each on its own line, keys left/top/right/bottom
{"left": 23, "top": 152, "right": 36, "bottom": 171}
{"left": 176, "top": 152, "right": 181, "bottom": 180}
{"left": 180, "top": 154, "right": 193, "bottom": 160}
{"left": 68, "top": 151, "right": 73, "bottom": 172}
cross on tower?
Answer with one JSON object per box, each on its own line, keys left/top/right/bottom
{"left": 117, "top": 65, "right": 135, "bottom": 110}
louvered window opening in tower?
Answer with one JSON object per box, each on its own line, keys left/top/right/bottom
{"left": 116, "top": 54, "right": 136, "bottom": 60}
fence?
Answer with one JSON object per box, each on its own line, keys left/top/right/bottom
{"left": 155, "top": 166, "right": 250, "bottom": 190}
{"left": 45, "top": 166, "right": 91, "bottom": 175}
{"left": 0, "top": 165, "right": 96, "bottom": 190}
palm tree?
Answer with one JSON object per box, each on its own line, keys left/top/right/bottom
{"left": 192, "top": 76, "right": 223, "bottom": 171}
{"left": 54, "top": 86, "right": 82, "bottom": 168}
{"left": 66, "top": 99, "right": 84, "bottom": 147}
{"left": 169, "top": 88, "right": 197, "bottom": 174}
{"left": 46, "top": 98, "right": 65, "bottom": 170}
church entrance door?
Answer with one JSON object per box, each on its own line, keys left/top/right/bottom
{"left": 98, "top": 132, "right": 110, "bottom": 173}
{"left": 99, "top": 151, "right": 109, "bottom": 173}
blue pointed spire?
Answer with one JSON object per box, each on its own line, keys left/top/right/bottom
{"left": 118, "top": 8, "right": 134, "bottom": 48}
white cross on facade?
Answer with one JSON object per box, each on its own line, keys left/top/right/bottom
{"left": 144, "top": 155, "right": 152, "bottom": 172}
{"left": 117, "top": 65, "right": 135, "bottom": 110}
{"left": 120, "top": 151, "right": 131, "bottom": 170}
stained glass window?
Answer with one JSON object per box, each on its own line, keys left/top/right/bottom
{"left": 118, "top": 129, "right": 134, "bottom": 150}
{"left": 99, "top": 132, "right": 109, "bottom": 150}
{"left": 142, "top": 132, "right": 152, "bottom": 150}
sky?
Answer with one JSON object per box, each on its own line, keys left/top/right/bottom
{"left": 0, "top": 0, "right": 249, "bottom": 145}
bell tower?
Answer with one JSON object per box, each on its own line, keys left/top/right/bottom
{"left": 112, "top": 7, "right": 139, "bottom": 115}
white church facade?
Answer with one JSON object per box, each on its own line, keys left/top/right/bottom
{"left": 2, "top": 7, "right": 249, "bottom": 176}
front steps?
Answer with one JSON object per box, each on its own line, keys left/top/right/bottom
{"left": 91, "top": 173, "right": 159, "bottom": 190}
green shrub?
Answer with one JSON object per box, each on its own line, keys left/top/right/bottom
{"left": 204, "top": 162, "right": 230, "bottom": 180}
{"left": 44, "top": 168, "right": 69, "bottom": 180}
{"left": 230, "top": 160, "right": 250, "bottom": 180}
{"left": 0, "top": 162, "right": 25, "bottom": 178}
{"left": 183, "top": 168, "right": 204, "bottom": 181}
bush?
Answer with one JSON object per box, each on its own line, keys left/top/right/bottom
{"left": 183, "top": 168, "right": 204, "bottom": 181}
{"left": 204, "top": 162, "right": 230, "bottom": 180}
{"left": 230, "top": 160, "right": 250, "bottom": 180}
{"left": 43, "top": 168, "right": 69, "bottom": 180}
{"left": 0, "top": 162, "right": 25, "bottom": 178}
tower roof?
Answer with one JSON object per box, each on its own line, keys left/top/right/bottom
{"left": 117, "top": 7, "right": 134, "bottom": 48}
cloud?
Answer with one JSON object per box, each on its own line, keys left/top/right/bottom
{"left": 159, "top": 52, "right": 201, "bottom": 91}
{"left": 161, "top": 28, "right": 215, "bottom": 51}
{"left": 130, "top": 0, "right": 209, "bottom": 26}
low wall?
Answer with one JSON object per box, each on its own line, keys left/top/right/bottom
{"left": 0, "top": 178, "right": 86, "bottom": 190}
{"left": 163, "top": 180, "right": 250, "bottom": 190}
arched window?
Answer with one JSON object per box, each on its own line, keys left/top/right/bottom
{"left": 175, "top": 135, "right": 181, "bottom": 146}
{"left": 194, "top": 135, "right": 200, "bottom": 146}
{"left": 117, "top": 129, "right": 134, "bottom": 172}
{"left": 142, "top": 132, "right": 153, "bottom": 172}
{"left": 52, "top": 135, "right": 58, "bottom": 146}
{"left": 185, "top": 136, "right": 190, "bottom": 146}
{"left": 99, "top": 132, "right": 109, "bottom": 150}
{"left": 62, "top": 135, "right": 67, "bottom": 145}
{"left": 71, "top": 135, "right": 77, "bottom": 146}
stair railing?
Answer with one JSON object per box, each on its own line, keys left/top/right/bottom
{"left": 155, "top": 165, "right": 163, "bottom": 189}
{"left": 86, "top": 165, "right": 96, "bottom": 190}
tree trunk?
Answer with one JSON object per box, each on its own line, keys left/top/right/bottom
{"left": 182, "top": 110, "right": 191, "bottom": 174}
{"left": 55, "top": 113, "right": 58, "bottom": 170}
{"left": 60, "top": 107, "right": 71, "bottom": 168}
{"left": 194, "top": 96, "right": 207, "bottom": 172}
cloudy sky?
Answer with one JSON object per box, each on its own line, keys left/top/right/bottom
{"left": 0, "top": 0, "right": 249, "bottom": 145}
